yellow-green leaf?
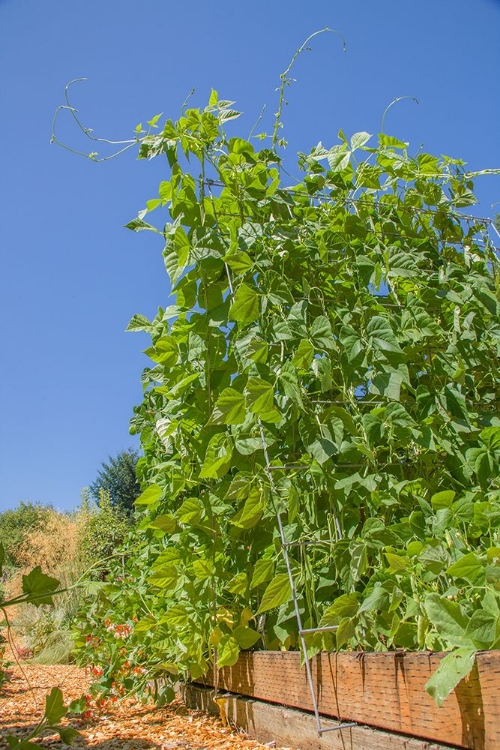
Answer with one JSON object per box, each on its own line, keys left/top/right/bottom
{"left": 257, "top": 574, "right": 292, "bottom": 614}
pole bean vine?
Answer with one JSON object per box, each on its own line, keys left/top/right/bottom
{"left": 58, "top": 51, "right": 500, "bottom": 709}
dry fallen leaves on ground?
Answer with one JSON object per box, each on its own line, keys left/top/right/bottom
{"left": 0, "top": 664, "right": 275, "bottom": 750}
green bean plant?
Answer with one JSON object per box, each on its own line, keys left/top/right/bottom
{"left": 64, "top": 69, "right": 500, "bottom": 709}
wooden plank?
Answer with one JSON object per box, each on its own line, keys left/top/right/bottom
{"left": 183, "top": 683, "right": 458, "bottom": 750}
{"left": 199, "top": 650, "right": 500, "bottom": 749}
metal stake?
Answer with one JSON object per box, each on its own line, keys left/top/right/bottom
{"left": 258, "top": 420, "right": 357, "bottom": 736}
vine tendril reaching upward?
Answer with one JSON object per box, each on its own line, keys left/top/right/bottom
{"left": 272, "top": 27, "right": 346, "bottom": 149}
{"left": 51, "top": 78, "right": 150, "bottom": 162}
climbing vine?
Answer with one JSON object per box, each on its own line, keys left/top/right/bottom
{"left": 66, "top": 84, "right": 500, "bottom": 708}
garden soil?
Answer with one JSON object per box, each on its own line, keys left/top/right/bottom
{"left": 0, "top": 664, "right": 275, "bottom": 750}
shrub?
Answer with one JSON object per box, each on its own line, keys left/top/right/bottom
{"left": 0, "top": 501, "right": 53, "bottom": 568}
{"left": 4, "top": 507, "right": 83, "bottom": 665}
{"left": 77, "top": 489, "right": 131, "bottom": 577}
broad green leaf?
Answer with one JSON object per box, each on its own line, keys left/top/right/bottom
{"left": 162, "top": 606, "right": 190, "bottom": 628}
{"left": 292, "top": 339, "right": 315, "bottom": 368}
{"left": 68, "top": 696, "right": 88, "bottom": 714}
{"left": 135, "top": 484, "right": 162, "bottom": 506}
{"left": 226, "top": 572, "right": 247, "bottom": 594}
{"left": 145, "top": 198, "right": 161, "bottom": 212}
{"left": 336, "top": 617, "right": 356, "bottom": 648}
{"left": 225, "top": 251, "right": 253, "bottom": 274}
{"left": 229, "top": 283, "right": 260, "bottom": 323}
{"left": 147, "top": 113, "right": 163, "bottom": 127}
{"left": 134, "top": 615, "right": 157, "bottom": 634}
{"left": 467, "top": 447, "right": 494, "bottom": 487}
{"left": 245, "top": 377, "right": 275, "bottom": 415}
{"left": 193, "top": 559, "right": 215, "bottom": 578}
{"left": 444, "top": 385, "right": 467, "bottom": 421}
{"left": 308, "top": 438, "right": 337, "bottom": 464}
{"left": 358, "top": 584, "right": 391, "bottom": 613}
{"left": 210, "top": 387, "right": 246, "bottom": 425}
{"left": 144, "top": 337, "right": 178, "bottom": 366}
{"left": 350, "top": 131, "right": 372, "bottom": 150}
{"left": 487, "top": 547, "right": 500, "bottom": 564}
{"left": 232, "top": 626, "right": 261, "bottom": 649}
{"left": 149, "top": 514, "right": 176, "bottom": 533}
{"left": 446, "top": 553, "right": 484, "bottom": 585}
{"left": 465, "top": 609, "right": 497, "bottom": 648}
{"left": 279, "top": 361, "right": 304, "bottom": 408}
{"left": 320, "top": 594, "right": 359, "bottom": 625}
{"left": 156, "top": 686, "right": 176, "bottom": 707}
{"left": 234, "top": 436, "right": 262, "bottom": 455}
{"left": 56, "top": 727, "right": 79, "bottom": 745}
{"left": 228, "top": 137, "right": 255, "bottom": 156}
{"left": 45, "top": 687, "right": 66, "bottom": 725}
{"left": 126, "top": 313, "right": 153, "bottom": 332}
{"left": 327, "top": 145, "right": 350, "bottom": 172}
{"left": 177, "top": 497, "right": 203, "bottom": 525}
{"left": 209, "top": 626, "right": 224, "bottom": 646}
{"left": 159, "top": 180, "right": 172, "bottom": 202}
{"left": 200, "top": 434, "right": 233, "bottom": 479}
{"left": 330, "top": 405, "right": 357, "bottom": 435}
{"left": 250, "top": 558, "right": 274, "bottom": 588}
{"left": 217, "top": 635, "right": 240, "bottom": 668}
{"left": 392, "top": 622, "right": 418, "bottom": 648}
{"left": 366, "top": 316, "right": 401, "bottom": 353}
{"left": 369, "top": 370, "right": 403, "bottom": 401}
{"left": 310, "top": 316, "right": 335, "bottom": 349}
{"left": 231, "top": 489, "right": 265, "bottom": 529}
{"left": 481, "top": 426, "right": 500, "bottom": 452}
{"left": 385, "top": 552, "right": 409, "bottom": 572}
{"left": 424, "top": 593, "right": 471, "bottom": 647}
{"left": 257, "top": 574, "right": 292, "bottom": 614}
{"left": 148, "top": 566, "right": 178, "bottom": 590}
{"left": 21, "top": 567, "right": 60, "bottom": 607}
{"left": 340, "top": 326, "right": 364, "bottom": 362}
{"left": 379, "top": 134, "right": 408, "bottom": 149}
{"left": 431, "top": 491, "right": 456, "bottom": 510}
{"left": 247, "top": 338, "right": 268, "bottom": 363}
{"left": 425, "top": 648, "right": 475, "bottom": 707}
{"left": 124, "top": 217, "right": 161, "bottom": 233}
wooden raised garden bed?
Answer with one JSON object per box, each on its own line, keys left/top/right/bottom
{"left": 197, "top": 651, "right": 500, "bottom": 750}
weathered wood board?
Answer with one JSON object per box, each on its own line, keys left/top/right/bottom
{"left": 198, "top": 651, "right": 500, "bottom": 749}
{"left": 183, "top": 683, "right": 457, "bottom": 750}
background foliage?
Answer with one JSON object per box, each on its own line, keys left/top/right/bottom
{"left": 77, "top": 488, "right": 131, "bottom": 576}
{"left": 0, "top": 542, "right": 83, "bottom": 747}
{"left": 0, "top": 502, "right": 54, "bottom": 570}
{"left": 71, "top": 89, "right": 500, "bottom": 707}
{"left": 89, "top": 449, "right": 141, "bottom": 515}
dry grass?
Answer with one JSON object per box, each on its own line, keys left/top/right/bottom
{"left": 4, "top": 511, "right": 84, "bottom": 663}
{"left": 6, "top": 511, "right": 81, "bottom": 598}
{"left": 16, "top": 511, "right": 79, "bottom": 574}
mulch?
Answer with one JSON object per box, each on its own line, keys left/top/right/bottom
{"left": 0, "top": 663, "right": 279, "bottom": 750}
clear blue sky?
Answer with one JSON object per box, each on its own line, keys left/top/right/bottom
{"left": 1, "top": 0, "right": 499, "bottom": 512}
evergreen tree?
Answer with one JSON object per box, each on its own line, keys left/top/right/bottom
{"left": 89, "top": 449, "right": 141, "bottom": 514}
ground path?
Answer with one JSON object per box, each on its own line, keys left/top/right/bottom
{"left": 0, "top": 664, "right": 277, "bottom": 750}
